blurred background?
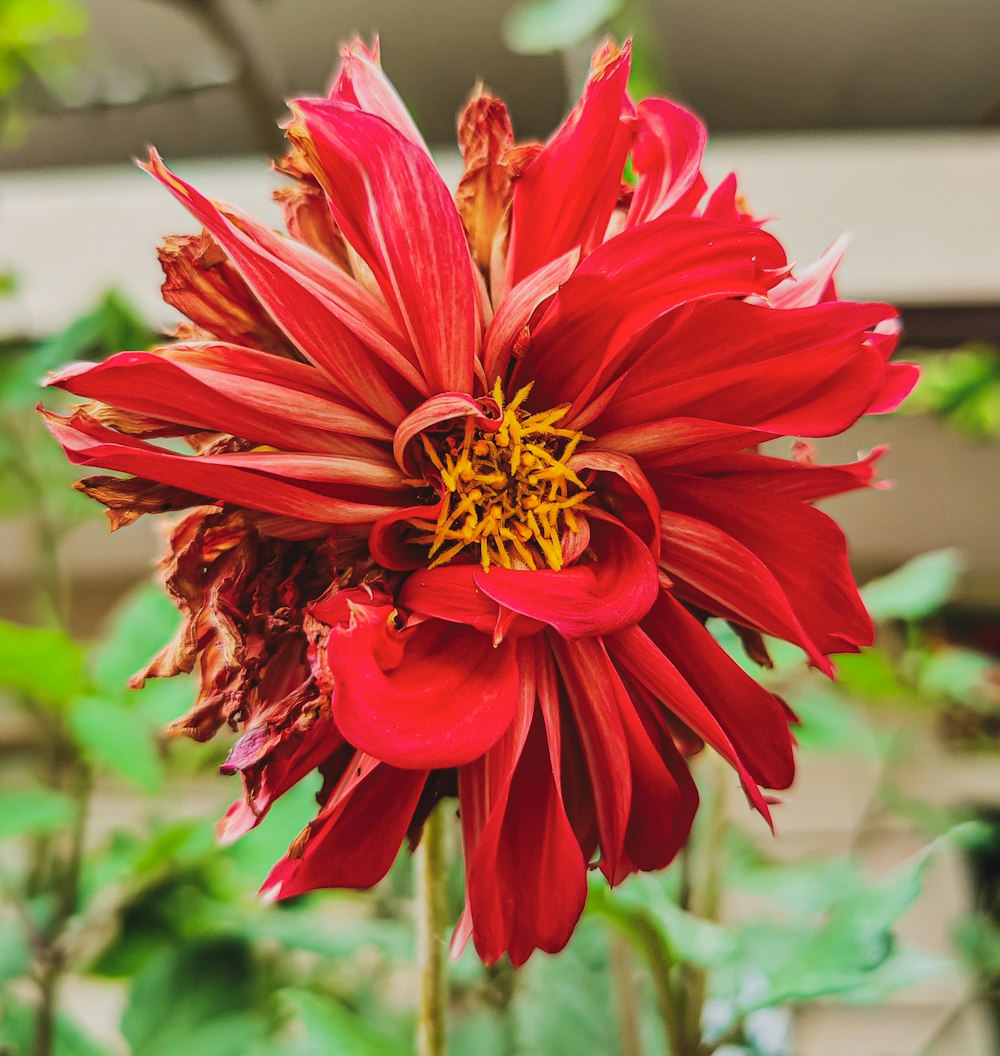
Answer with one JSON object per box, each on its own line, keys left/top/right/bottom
{"left": 1, "top": 2, "right": 1000, "bottom": 1055}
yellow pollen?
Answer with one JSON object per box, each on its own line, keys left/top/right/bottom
{"left": 417, "top": 382, "right": 591, "bottom": 571}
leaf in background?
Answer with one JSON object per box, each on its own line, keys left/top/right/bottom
{"left": 784, "top": 681, "right": 878, "bottom": 753}
{"left": 833, "top": 648, "right": 912, "bottom": 702}
{"left": 121, "top": 938, "right": 271, "bottom": 1055}
{"left": 68, "top": 696, "right": 163, "bottom": 793}
{"left": 861, "top": 548, "right": 964, "bottom": 621}
{"left": 901, "top": 344, "right": 1000, "bottom": 439}
{"left": 0, "top": 619, "right": 86, "bottom": 706}
{"left": 917, "top": 646, "right": 995, "bottom": 707}
{"left": 91, "top": 583, "right": 180, "bottom": 694}
{"left": 275, "top": 988, "right": 409, "bottom": 1056}
{"left": 1, "top": 290, "right": 152, "bottom": 408}
{"left": 0, "top": 788, "right": 75, "bottom": 841}
{"left": 502, "top": 0, "right": 623, "bottom": 54}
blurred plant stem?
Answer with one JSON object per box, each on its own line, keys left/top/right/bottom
{"left": 609, "top": 931, "right": 644, "bottom": 1056}
{"left": 0, "top": 414, "right": 93, "bottom": 1055}
{"left": 416, "top": 803, "right": 448, "bottom": 1056}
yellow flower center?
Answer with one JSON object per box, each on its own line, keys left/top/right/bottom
{"left": 415, "top": 381, "right": 591, "bottom": 572}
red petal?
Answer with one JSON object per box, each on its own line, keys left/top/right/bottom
{"left": 659, "top": 474, "right": 874, "bottom": 655}
{"left": 291, "top": 100, "right": 480, "bottom": 395}
{"left": 328, "top": 38, "right": 429, "bottom": 151}
{"left": 521, "top": 218, "right": 787, "bottom": 417}
{"left": 643, "top": 593, "right": 795, "bottom": 790}
{"left": 49, "top": 351, "right": 396, "bottom": 461}
{"left": 606, "top": 626, "right": 772, "bottom": 821}
{"left": 472, "top": 514, "right": 658, "bottom": 639}
{"left": 548, "top": 635, "right": 631, "bottom": 882}
{"left": 595, "top": 417, "right": 772, "bottom": 468}
{"left": 323, "top": 597, "right": 519, "bottom": 768}
{"left": 627, "top": 99, "right": 707, "bottom": 226}
{"left": 505, "top": 42, "right": 633, "bottom": 287}
{"left": 483, "top": 248, "right": 580, "bottom": 385}
{"left": 262, "top": 757, "right": 427, "bottom": 897}
{"left": 43, "top": 408, "right": 404, "bottom": 525}
{"left": 141, "top": 151, "right": 419, "bottom": 422}
{"left": 568, "top": 448, "right": 660, "bottom": 556}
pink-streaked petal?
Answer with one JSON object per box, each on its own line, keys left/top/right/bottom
{"left": 483, "top": 248, "right": 580, "bottom": 385}
{"left": 472, "top": 514, "right": 658, "bottom": 639}
{"left": 681, "top": 447, "right": 888, "bottom": 503}
{"left": 759, "top": 234, "right": 849, "bottom": 308}
{"left": 328, "top": 37, "right": 429, "bottom": 152}
{"left": 392, "top": 393, "right": 500, "bottom": 476}
{"left": 595, "top": 417, "right": 773, "bottom": 468}
{"left": 643, "top": 593, "right": 795, "bottom": 790}
{"left": 568, "top": 448, "right": 660, "bottom": 556}
{"left": 42, "top": 408, "right": 404, "bottom": 525}
{"left": 626, "top": 98, "right": 707, "bottom": 226}
{"left": 323, "top": 598, "right": 519, "bottom": 768}
{"left": 505, "top": 42, "right": 633, "bottom": 287}
{"left": 141, "top": 150, "right": 419, "bottom": 422}
{"left": 291, "top": 100, "right": 479, "bottom": 394}
{"left": 49, "top": 351, "right": 394, "bottom": 459}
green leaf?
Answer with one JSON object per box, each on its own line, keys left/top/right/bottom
{"left": 917, "top": 646, "right": 994, "bottom": 706}
{"left": 68, "top": 696, "right": 162, "bottom": 792}
{"left": 0, "top": 788, "right": 76, "bottom": 841}
{"left": 0, "top": 998, "right": 104, "bottom": 1056}
{"left": 276, "top": 988, "right": 409, "bottom": 1056}
{"left": 3, "top": 290, "right": 152, "bottom": 407}
{"left": 833, "top": 648, "right": 911, "bottom": 701}
{"left": 121, "top": 938, "right": 270, "bottom": 1055}
{"left": 91, "top": 582, "right": 180, "bottom": 694}
{"left": 861, "top": 549, "right": 964, "bottom": 621}
{"left": 784, "top": 681, "right": 876, "bottom": 753}
{"left": 502, "top": 0, "right": 623, "bottom": 54}
{"left": 0, "top": 619, "right": 85, "bottom": 706}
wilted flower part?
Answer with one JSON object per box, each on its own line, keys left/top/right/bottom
{"left": 42, "top": 38, "right": 917, "bottom": 966}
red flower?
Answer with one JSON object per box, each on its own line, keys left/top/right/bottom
{"left": 42, "top": 39, "right": 916, "bottom": 965}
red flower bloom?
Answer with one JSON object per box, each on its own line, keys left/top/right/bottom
{"left": 42, "top": 39, "right": 916, "bottom": 965}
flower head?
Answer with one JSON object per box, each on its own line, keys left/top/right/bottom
{"left": 42, "top": 38, "right": 917, "bottom": 965}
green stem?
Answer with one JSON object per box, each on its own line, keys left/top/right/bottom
{"left": 609, "top": 931, "right": 644, "bottom": 1056}
{"left": 416, "top": 805, "right": 447, "bottom": 1056}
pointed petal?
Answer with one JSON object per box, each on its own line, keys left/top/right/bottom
{"left": 643, "top": 593, "right": 795, "bottom": 790}
{"left": 506, "top": 42, "right": 634, "bottom": 286}
{"left": 626, "top": 98, "right": 707, "bottom": 226}
{"left": 328, "top": 38, "right": 429, "bottom": 151}
{"left": 262, "top": 758, "right": 427, "bottom": 897}
{"left": 290, "top": 99, "right": 480, "bottom": 394}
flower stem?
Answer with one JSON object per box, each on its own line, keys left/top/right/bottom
{"left": 416, "top": 804, "right": 448, "bottom": 1056}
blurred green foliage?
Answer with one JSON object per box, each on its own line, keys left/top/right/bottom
{"left": 0, "top": 0, "right": 86, "bottom": 141}
{"left": 901, "top": 344, "right": 1000, "bottom": 440}
{"left": 3, "top": 295, "right": 1000, "bottom": 1055}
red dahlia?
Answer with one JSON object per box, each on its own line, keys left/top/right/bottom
{"left": 42, "top": 39, "right": 917, "bottom": 965}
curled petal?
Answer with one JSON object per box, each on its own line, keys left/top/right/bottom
{"left": 472, "top": 514, "right": 658, "bottom": 639}
{"left": 627, "top": 98, "right": 707, "bottom": 226}
{"left": 320, "top": 594, "right": 519, "bottom": 768}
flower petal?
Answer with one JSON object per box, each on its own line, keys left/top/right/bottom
{"left": 328, "top": 38, "right": 429, "bottom": 151}
{"left": 472, "top": 514, "right": 658, "bottom": 639}
{"left": 505, "top": 41, "right": 633, "bottom": 286}
{"left": 643, "top": 593, "right": 795, "bottom": 790}
{"left": 321, "top": 594, "right": 519, "bottom": 768}
{"left": 261, "top": 756, "right": 427, "bottom": 897}
{"left": 290, "top": 99, "right": 480, "bottom": 394}
{"left": 626, "top": 98, "right": 707, "bottom": 226}
{"left": 520, "top": 217, "right": 787, "bottom": 416}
